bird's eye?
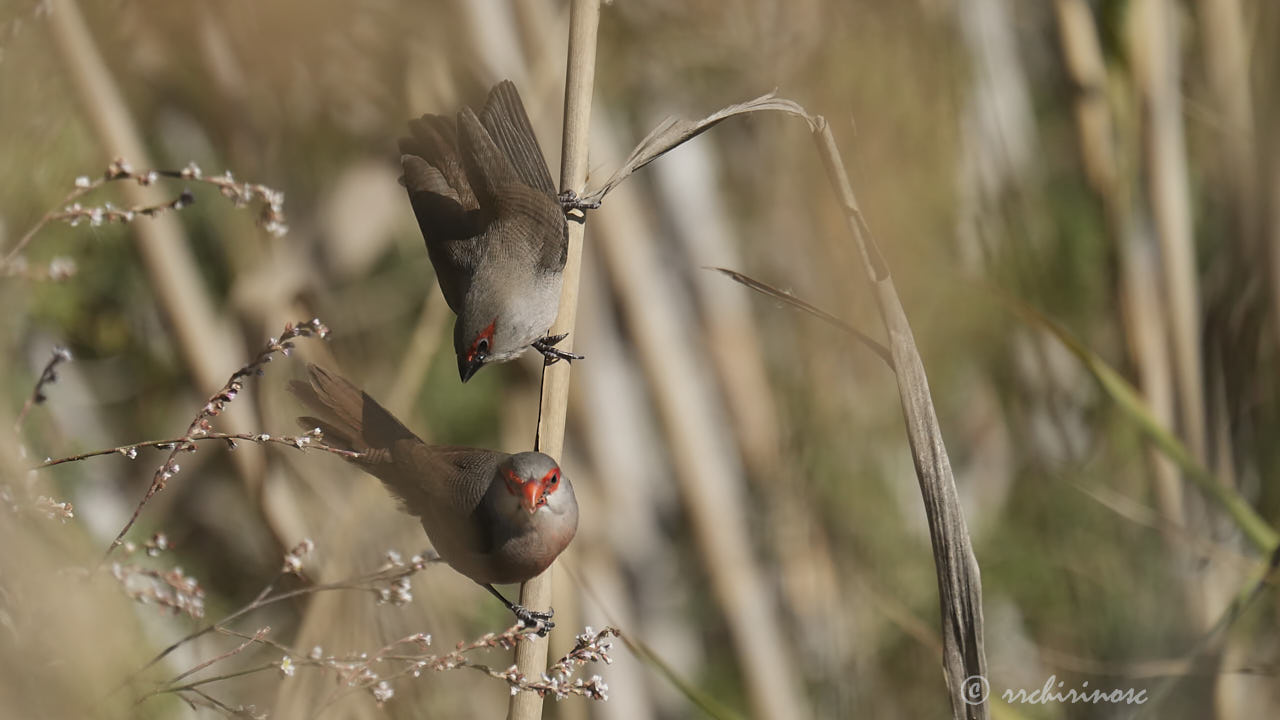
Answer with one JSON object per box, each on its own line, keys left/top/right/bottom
{"left": 549, "top": 472, "right": 558, "bottom": 486}
{"left": 477, "top": 338, "right": 489, "bottom": 355}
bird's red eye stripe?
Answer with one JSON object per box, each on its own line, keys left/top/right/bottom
{"left": 466, "top": 320, "right": 497, "bottom": 362}
{"left": 539, "top": 467, "right": 560, "bottom": 490}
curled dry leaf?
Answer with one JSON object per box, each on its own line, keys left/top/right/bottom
{"left": 583, "top": 93, "right": 814, "bottom": 204}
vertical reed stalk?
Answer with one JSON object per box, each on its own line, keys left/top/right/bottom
{"left": 508, "top": 1, "right": 600, "bottom": 718}
{"left": 1131, "top": 0, "right": 1207, "bottom": 467}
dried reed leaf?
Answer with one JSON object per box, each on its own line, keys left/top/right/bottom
{"left": 709, "top": 267, "right": 892, "bottom": 367}
{"left": 584, "top": 93, "right": 814, "bottom": 203}
{"left": 809, "top": 117, "right": 989, "bottom": 719}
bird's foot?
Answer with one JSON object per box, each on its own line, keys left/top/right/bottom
{"left": 532, "top": 333, "right": 584, "bottom": 366}
{"left": 558, "top": 190, "right": 599, "bottom": 223}
{"left": 512, "top": 604, "right": 555, "bottom": 637}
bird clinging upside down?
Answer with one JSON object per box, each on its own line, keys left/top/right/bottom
{"left": 399, "top": 80, "right": 593, "bottom": 382}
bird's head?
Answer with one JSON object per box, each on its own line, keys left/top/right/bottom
{"left": 454, "top": 276, "right": 540, "bottom": 382}
{"left": 455, "top": 312, "right": 497, "bottom": 383}
{"left": 498, "top": 452, "right": 574, "bottom": 516}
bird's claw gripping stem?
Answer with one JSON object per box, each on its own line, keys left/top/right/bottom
{"left": 512, "top": 604, "right": 555, "bottom": 636}
{"left": 485, "top": 583, "right": 556, "bottom": 637}
{"left": 533, "top": 333, "right": 584, "bottom": 366}
{"left": 558, "top": 189, "right": 599, "bottom": 223}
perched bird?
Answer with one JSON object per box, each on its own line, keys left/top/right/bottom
{"left": 289, "top": 363, "right": 578, "bottom": 631}
{"left": 399, "top": 80, "right": 592, "bottom": 382}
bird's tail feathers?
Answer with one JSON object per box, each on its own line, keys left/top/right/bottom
{"left": 288, "top": 364, "right": 415, "bottom": 455}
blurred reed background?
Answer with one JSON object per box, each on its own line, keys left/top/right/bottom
{"left": 2, "top": 0, "right": 1279, "bottom": 718}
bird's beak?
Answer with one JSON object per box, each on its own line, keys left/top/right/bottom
{"left": 520, "top": 482, "right": 541, "bottom": 514}
{"left": 458, "top": 354, "right": 483, "bottom": 383}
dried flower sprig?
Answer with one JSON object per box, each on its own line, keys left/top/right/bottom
{"left": 545, "top": 626, "right": 618, "bottom": 687}
{"left": 0, "top": 158, "right": 288, "bottom": 272}
{"left": 187, "top": 163, "right": 288, "bottom": 238}
{"left": 32, "top": 494, "right": 74, "bottom": 521}
{"left": 103, "top": 319, "right": 330, "bottom": 559}
{"left": 113, "top": 564, "right": 207, "bottom": 619}
{"left": 487, "top": 626, "right": 615, "bottom": 701}
{"left": 281, "top": 538, "right": 315, "bottom": 575}
{"left": 6, "top": 347, "right": 74, "bottom": 521}
{"left": 332, "top": 623, "right": 616, "bottom": 703}
{"left": 373, "top": 549, "right": 418, "bottom": 605}
{"left": 52, "top": 187, "right": 195, "bottom": 230}
{"left": 13, "top": 345, "right": 72, "bottom": 433}
{"left": 0, "top": 481, "right": 75, "bottom": 523}
{"left": 132, "top": 544, "right": 439, "bottom": 683}
{"left": 34, "top": 427, "right": 362, "bottom": 470}
{"left": 125, "top": 541, "right": 614, "bottom": 712}
{"left": 111, "top": 535, "right": 206, "bottom": 619}
{"left": 0, "top": 255, "right": 77, "bottom": 281}
{"left": 208, "top": 622, "right": 614, "bottom": 709}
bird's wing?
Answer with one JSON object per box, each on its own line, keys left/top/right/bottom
{"left": 400, "top": 114, "right": 477, "bottom": 210}
{"left": 429, "top": 446, "right": 515, "bottom": 557}
{"left": 477, "top": 80, "right": 557, "bottom": 196}
{"left": 403, "top": 444, "right": 498, "bottom": 510}
{"left": 477, "top": 82, "right": 567, "bottom": 274}
{"left": 463, "top": 89, "right": 568, "bottom": 276}
{"left": 399, "top": 114, "right": 484, "bottom": 314}
{"left": 456, "top": 105, "right": 524, "bottom": 214}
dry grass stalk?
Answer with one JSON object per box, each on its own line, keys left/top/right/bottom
{"left": 508, "top": 1, "right": 601, "bottom": 718}
{"left": 710, "top": 268, "right": 891, "bottom": 365}
{"left": 1129, "top": 0, "right": 1208, "bottom": 468}
{"left": 1054, "top": 0, "right": 1194, "bottom": 583}
{"left": 12, "top": 346, "right": 71, "bottom": 434}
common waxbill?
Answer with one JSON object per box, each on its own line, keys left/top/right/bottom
{"left": 399, "top": 80, "right": 592, "bottom": 382}
{"left": 289, "top": 363, "right": 578, "bottom": 631}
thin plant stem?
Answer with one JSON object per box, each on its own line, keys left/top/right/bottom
{"left": 33, "top": 431, "right": 362, "bottom": 469}
{"left": 136, "top": 629, "right": 270, "bottom": 706}
{"left": 168, "top": 628, "right": 270, "bottom": 688}
{"left": 509, "top": 1, "right": 601, "bottom": 718}
{"left": 102, "top": 320, "right": 328, "bottom": 561}
{"left": 12, "top": 347, "right": 71, "bottom": 434}
{"left": 134, "top": 559, "right": 433, "bottom": 679}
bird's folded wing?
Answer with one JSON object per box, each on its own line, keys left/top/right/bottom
{"left": 400, "top": 116, "right": 485, "bottom": 314}
{"left": 400, "top": 115, "right": 476, "bottom": 208}
{"left": 398, "top": 443, "right": 498, "bottom": 513}
{"left": 478, "top": 80, "right": 557, "bottom": 196}
{"left": 456, "top": 106, "right": 524, "bottom": 214}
